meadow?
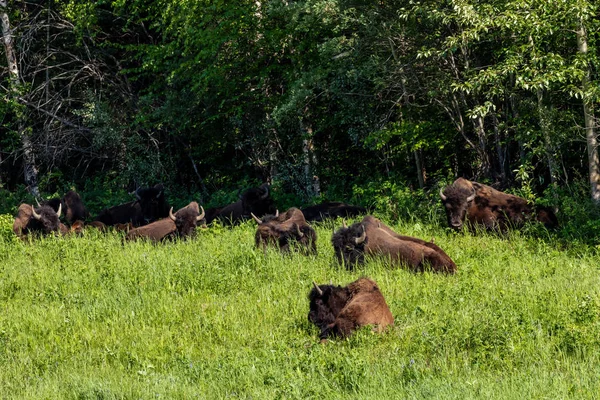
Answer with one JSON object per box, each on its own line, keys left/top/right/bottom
{"left": 0, "top": 212, "right": 599, "bottom": 399}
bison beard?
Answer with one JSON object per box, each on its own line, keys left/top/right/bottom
{"left": 331, "top": 216, "right": 457, "bottom": 273}
{"left": 308, "top": 277, "right": 394, "bottom": 341}
{"left": 440, "top": 177, "right": 558, "bottom": 231}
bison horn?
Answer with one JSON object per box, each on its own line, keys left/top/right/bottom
{"left": 439, "top": 188, "right": 447, "bottom": 201}
{"left": 135, "top": 188, "right": 142, "bottom": 201}
{"left": 260, "top": 185, "right": 269, "bottom": 200}
{"left": 275, "top": 209, "right": 279, "bottom": 218}
{"left": 251, "top": 212, "right": 262, "bottom": 224}
{"left": 312, "top": 281, "right": 323, "bottom": 296}
{"left": 354, "top": 225, "right": 367, "bottom": 245}
{"left": 169, "top": 207, "right": 177, "bottom": 221}
{"left": 466, "top": 190, "right": 476, "bottom": 203}
{"left": 342, "top": 219, "right": 347, "bottom": 228}
{"left": 36, "top": 199, "right": 41, "bottom": 207}
{"left": 31, "top": 205, "right": 42, "bottom": 220}
{"left": 296, "top": 223, "right": 304, "bottom": 238}
{"left": 197, "top": 206, "right": 205, "bottom": 221}
{"left": 56, "top": 203, "right": 62, "bottom": 218}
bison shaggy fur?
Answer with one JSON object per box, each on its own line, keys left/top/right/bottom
{"left": 308, "top": 277, "right": 394, "bottom": 341}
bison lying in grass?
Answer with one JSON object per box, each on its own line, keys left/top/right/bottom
{"left": 308, "top": 277, "right": 394, "bottom": 341}
{"left": 125, "top": 202, "right": 205, "bottom": 243}
{"left": 13, "top": 203, "right": 67, "bottom": 238}
{"left": 440, "top": 177, "right": 558, "bottom": 231}
{"left": 252, "top": 207, "right": 317, "bottom": 254}
{"left": 332, "top": 216, "right": 457, "bottom": 273}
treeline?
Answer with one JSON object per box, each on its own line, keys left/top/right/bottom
{"left": 1, "top": 0, "right": 599, "bottom": 206}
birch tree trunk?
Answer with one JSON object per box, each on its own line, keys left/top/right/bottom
{"left": 577, "top": 23, "right": 600, "bottom": 202}
{"left": 1, "top": 1, "right": 39, "bottom": 198}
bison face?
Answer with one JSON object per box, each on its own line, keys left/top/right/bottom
{"left": 331, "top": 223, "right": 368, "bottom": 269}
{"left": 440, "top": 186, "right": 476, "bottom": 231}
{"left": 170, "top": 204, "right": 205, "bottom": 238}
{"left": 308, "top": 283, "right": 349, "bottom": 330}
{"left": 30, "top": 204, "right": 62, "bottom": 234}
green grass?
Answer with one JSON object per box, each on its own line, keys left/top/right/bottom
{"left": 0, "top": 214, "right": 599, "bottom": 399}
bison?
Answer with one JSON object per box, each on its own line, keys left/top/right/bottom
{"left": 125, "top": 202, "right": 205, "bottom": 242}
{"left": 332, "top": 216, "right": 457, "bottom": 273}
{"left": 94, "top": 184, "right": 170, "bottom": 227}
{"left": 205, "top": 183, "right": 276, "bottom": 225}
{"left": 308, "top": 277, "right": 394, "bottom": 341}
{"left": 62, "top": 190, "right": 89, "bottom": 223}
{"left": 439, "top": 178, "right": 558, "bottom": 231}
{"left": 13, "top": 203, "right": 64, "bottom": 238}
{"left": 252, "top": 207, "right": 317, "bottom": 254}
{"left": 301, "top": 201, "right": 367, "bottom": 222}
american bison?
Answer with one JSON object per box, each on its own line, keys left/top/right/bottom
{"left": 252, "top": 207, "right": 317, "bottom": 254}
{"left": 205, "top": 183, "right": 276, "bottom": 225}
{"left": 125, "top": 202, "right": 205, "bottom": 242}
{"left": 332, "top": 216, "right": 457, "bottom": 273}
{"left": 13, "top": 203, "right": 64, "bottom": 238}
{"left": 62, "top": 190, "right": 89, "bottom": 223}
{"left": 440, "top": 178, "right": 558, "bottom": 231}
{"left": 94, "top": 184, "right": 170, "bottom": 227}
{"left": 308, "top": 277, "right": 394, "bottom": 341}
{"left": 301, "top": 201, "right": 367, "bottom": 222}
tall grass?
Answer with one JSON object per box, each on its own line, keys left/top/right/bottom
{"left": 0, "top": 215, "right": 599, "bottom": 398}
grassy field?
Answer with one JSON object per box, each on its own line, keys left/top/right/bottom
{"left": 0, "top": 213, "right": 599, "bottom": 399}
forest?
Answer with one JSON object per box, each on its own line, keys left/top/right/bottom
{"left": 1, "top": 0, "right": 599, "bottom": 217}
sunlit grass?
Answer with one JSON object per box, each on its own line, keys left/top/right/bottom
{"left": 0, "top": 214, "right": 599, "bottom": 398}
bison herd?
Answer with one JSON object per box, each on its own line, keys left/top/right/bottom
{"left": 11, "top": 178, "right": 558, "bottom": 341}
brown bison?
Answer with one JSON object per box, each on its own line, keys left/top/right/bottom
{"left": 301, "top": 201, "right": 367, "bottom": 222}
{"left": 252, "top": 207, "right": 317, "bottom": 254}
{"left": 308, "top": 277, "right": 394, "bottom": 341}
{"left": 62, "top": 190, "right": 89, "bottom": 224}
{"left": 205, "top": 183, "right": 276, "bottom": 225}
{"left": 94, "top": 184, "right": 170, "bottom": 227}
{"left": 125, "top": 202, "right": 205, "bottom": 242}
{"left": 13, "top": 203, "right": 64, "bottom": 238}
{"left": 439, "top": 178, "right": 558, "bottom": 231}
{"left": 332, "top": 216, "right": 457, "bottom": 273}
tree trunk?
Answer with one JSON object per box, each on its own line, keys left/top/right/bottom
{"left": 536, "top": 89, "right": 559, "bottom": 189}
{"left": 577, "top": 23, "right": 600, "bottom": 202}
{"left": 1, "top": 1, "right": 39, "bottom": 198}
{"left": 414, "top": 150, "right": 425, "bottom": 189}
{"left": 301, "top": 119, "right": 320, "bottom": 198}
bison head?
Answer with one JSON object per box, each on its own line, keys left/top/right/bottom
{"left": 331, "top": 221, "right": 368, "bottom": 268}
{"left": 307, "top": 282, "right": 350, "bottom": 332}
{"left": 30, "top": 204, "right": 62, "bottom": 234}
{"left": 169, "top": 203, "right": 205, "bottom": 238}
{"left": 241, "top": 183, "right": 276, "bottom": 218}
{"left": 135, "top": 184, "right": 169, "bottom": 223}
{"left": 439, "top": 182, "right": 476, "bottom": 231}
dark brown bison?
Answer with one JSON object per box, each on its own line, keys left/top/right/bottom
{"left": 439, "top": 178, "right": 558, "bottom": 231}
{"left": 205, "top": 184, "right": 276, "bottom": 225}
{"left": 94, "top": 184, "right": 170, "bottom": 227}
{"left": 252, "top": 207, "right": 317, "bottom": 254}
{"left": 13, "top": 203, "right": 64, "bottom": 238}
{"left": 301, "top": 202, "right": 367, "bottom": 222}
{"left": 308, "top": 277, "right": 394, "bottom": 341}
{"left": 332, "top": 216, "right": 457, "bottom": 273}
{"left": 62, "top": 190, "right": 89, "bottom": 223}
{"left": 125, "top": 202, "right": 205, "bottom": 242}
